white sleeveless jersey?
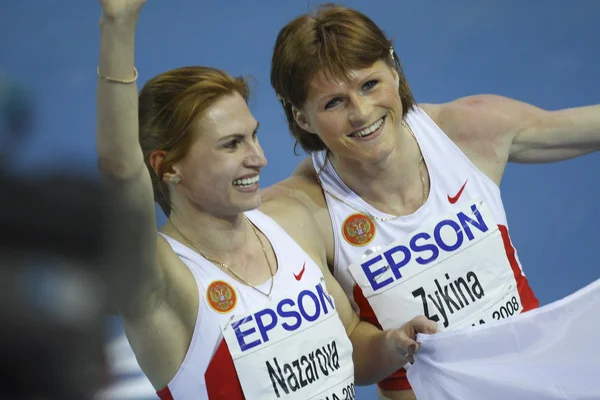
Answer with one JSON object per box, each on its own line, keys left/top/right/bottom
{"left": 312, "top": 107, "right": 539, "bottom": 334}
{"left": 156, "top": 210, "right": 355, "bottom": 400}
{"left": 407, "top": 278, "right": 600, "bottom": 400}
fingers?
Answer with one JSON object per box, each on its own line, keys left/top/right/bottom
{"left": 411, "top": 315, "right": 439, "bottom": 335}
{"left": 392, "top": 329, "right": 418, "bottom": 360}
{"left": 390, "top": 316, "right": 439, "bottom": 363}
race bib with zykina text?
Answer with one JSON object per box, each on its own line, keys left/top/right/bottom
{"left": 221, "top": 275, "right": 356, "bottom": 400}
{"left": 349, "top": 199, "right": 523, "bottom": 332}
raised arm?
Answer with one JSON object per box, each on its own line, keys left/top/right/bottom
{"left": 96, "top": 0, "right": 164, "bottom": 319}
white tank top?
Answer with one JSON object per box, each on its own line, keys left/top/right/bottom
{"left": 312, "top": 107, "right": 538, "bottom": 332}
{"left": 156, "top": 210, "right": 355, "bottom": 400}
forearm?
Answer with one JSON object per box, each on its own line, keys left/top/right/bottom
{"left": 547, "top": 105, "right": 600, "bottom": 148}
{"left": 350, "top": 321, "right": 409, "bottom": 386}
{"left": 97, "top": 16, "right": 145, "bottom": 178}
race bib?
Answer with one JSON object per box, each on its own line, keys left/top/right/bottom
{"left": 221, "top": 276, "right": 356, "bottom": 400}
{"left": 349, "top": 200, "right": 522, "bottom": 331}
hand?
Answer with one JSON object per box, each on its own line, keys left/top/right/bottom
{"left": 387, "top": 316, "right": 438, "bottom": 362}
{"left": 99, "top": 0, "right": 147, "bottom": 23}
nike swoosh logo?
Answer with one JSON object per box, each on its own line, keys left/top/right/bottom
{"left": 448, "top": 180, "right": 468, "bottom": 204}
{"left": 294, "top": 262, "right": 306, "bottom": 281}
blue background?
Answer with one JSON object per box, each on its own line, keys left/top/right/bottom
{"left": 2, "top": 1, "right": 598, "bottom": 398}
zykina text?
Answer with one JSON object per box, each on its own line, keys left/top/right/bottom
{"left": 412, "top": 271, "right": 485, "bottom": 328}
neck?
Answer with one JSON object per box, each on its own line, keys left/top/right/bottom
{"left": 164, "top": 208, "right": 251, "bottom": 262}
{"left": 163, "top": 197, "right": 275, "bottom": 290}
{"left": 327, "top": 125, "right": 427, "bottom": 215}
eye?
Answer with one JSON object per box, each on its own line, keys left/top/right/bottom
{"left": 223, "top": 140, "right": 241, "bottom": 150}
{"left": 362, "top": 79, "right": 379, "bottom": 91}
{"left": 252, "top": 131, "right": 259, "bottom": 141}
{"left": 324, "top": 97, "right": 342, "bottom": 110}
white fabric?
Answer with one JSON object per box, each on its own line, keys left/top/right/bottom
{"left": 407, "top": 278, "right": 600, "bottom": 400}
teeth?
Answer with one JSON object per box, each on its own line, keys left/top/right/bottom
{"left": 233, "top": 175, "right": 260, "bottom": 187}
{"left": 352, "top": 117, "right": 384, "bottom": 137}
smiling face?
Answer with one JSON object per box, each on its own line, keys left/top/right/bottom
{"left": 170, "top": 92, "right": 267, "bottom": 217}
{"left": 294, "top": 60, "right": 403, "bottom": 163}
{"left": 270, "top": 4, "right": 417, "bottom": 155}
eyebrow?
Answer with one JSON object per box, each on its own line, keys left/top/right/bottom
{"left": 218, "top": 122, "right": 260, "bottom": 142}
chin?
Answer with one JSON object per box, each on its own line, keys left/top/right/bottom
{"left": 353, "top": 135, "right": 395, "bottom": 163}
{"left": 239, "top": 194, "right": 263, "bottom": 213}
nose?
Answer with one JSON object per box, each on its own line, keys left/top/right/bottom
{"left": 348, "top": 93, "right": 372, "bottom": 127}
{"left": 244, "top": 140, "right": 267, "bottom": 169}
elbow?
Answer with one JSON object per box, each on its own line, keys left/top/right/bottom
{"left": 97, "top": 155, "right": 146, "bottom": 181}
{"left": 353, "top": 368, "right": 373, "bottom": 387}
{"left": 352, "top": 355, "right": 382, "bottom": 386}
{"left": 348, "top": 326, "right": 380, "bottom": 386}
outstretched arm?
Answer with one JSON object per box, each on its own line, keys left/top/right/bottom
{"left": 448, "top": 94, "right": 600, "bottom": 164}
{"left": 509, "top": 101, "right": 600, "bottom": 163}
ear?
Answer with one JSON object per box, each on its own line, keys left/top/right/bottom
{"left": 391, "top": 67, "right": 400, "bottom": 88}
{"left": 292, "top": 105, "right": 317, "bottom": 134}
{"left": 150, "top": 150, "right": 180, "bottom": 184}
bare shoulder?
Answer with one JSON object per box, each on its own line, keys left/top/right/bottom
{"left": 261, "top": 166, "right": 327, "bottom": 213}
{"left": 260, "top": 195, "right": 327, "bottom": 268}
{"left": 420, "top": 96, "right": 505, "bottom": 138}
{"left": 260, "top": 157, "right": 335, "bottom": 267}
{"left": 447, "top": 93, "right": 544, "bottom": 112}
{"left": 260, "top": 195, "right": 318, "bottom": 238}
{"left": 418, "top": 102, "right": 443, "bottom": 121}
{"left": 261, "top": 175, "right": 316, "bottom": 202}
{"left": 428, "top": 95, "right": 545, "bottom": 138}
{"left": 416, "top": 96, "right": 544, "bottom": 184}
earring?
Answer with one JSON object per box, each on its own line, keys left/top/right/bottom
{"left": 171, "top": 177, "right": 181, "bottom": 184}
